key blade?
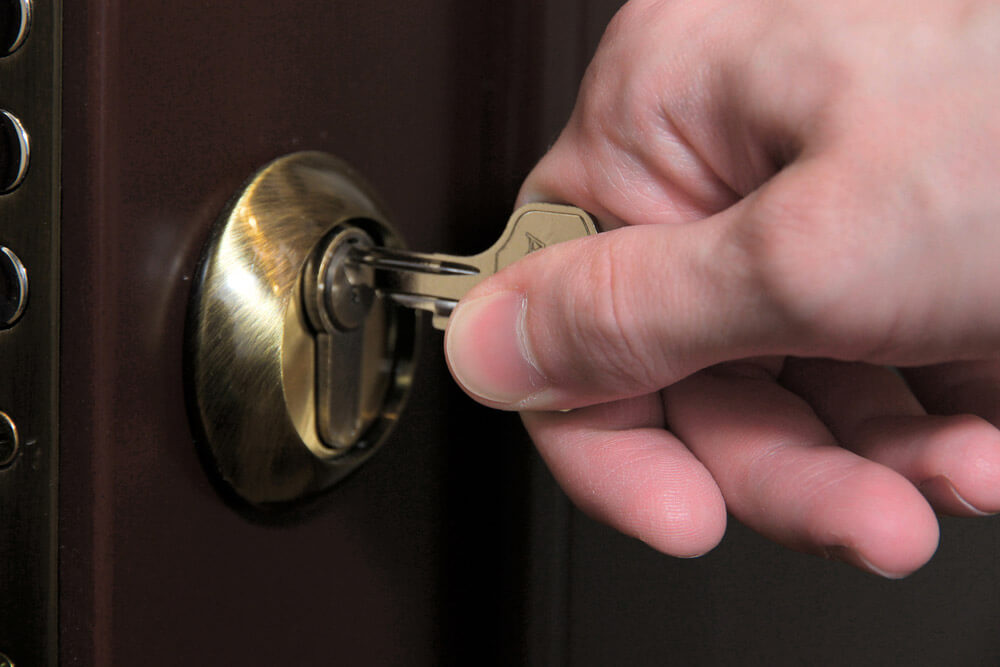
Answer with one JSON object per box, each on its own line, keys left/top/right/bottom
{"left": 353, "top": 204, "right": 598, "bottom": 330}
{"left": 386, "top": 292, "right": 458, "bottom": 330}
{"left": 351, "top": 247, "right": 480, "bottom": 277}
{"left": 352, "top": 247, "right": 486, "bottom": 305}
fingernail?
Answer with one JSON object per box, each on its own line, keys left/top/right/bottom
{"left": 445, "top": 290, "right": 548, "bottom": 406}
{"left": 823, "top": 545, "right": 908, "bottom": 579}
{"left": 918, "top": 475, "right": 993, "bottom": 517}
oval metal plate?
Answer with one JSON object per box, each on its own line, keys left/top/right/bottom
{"left": 186, "top": 152, "right": 419, "bottom": 508}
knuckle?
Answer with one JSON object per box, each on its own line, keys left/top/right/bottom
{"left": 562, "top": 238, "right": 660, "bottom": 392}
{"left": 741, "top": 7, "right": 860, "bottom": 121}
{"left": 601, "top": 0, "right": 665, "bottom": 47}
{"left": 734, "top": 172, "right": 874, "bottom": 352}
{"left": 575, "top": 1, "right": 681, "bottom": 145}
{"left": 931, "top": 414, "right": 1000, "bottom": 469}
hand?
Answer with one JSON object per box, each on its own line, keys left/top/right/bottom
{"left": 443, "top": 0, "right": 1000, "bottom": 577}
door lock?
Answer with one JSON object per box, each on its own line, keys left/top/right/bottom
{"left": 186, "top": 152, "right": 596, "bottom": 507}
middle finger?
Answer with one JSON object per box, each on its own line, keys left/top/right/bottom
{"left": 663, "top": 363, "right": 938, "bottom": 577}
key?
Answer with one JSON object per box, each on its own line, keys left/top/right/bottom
{"left": 349, "top": 203, "right": 599, "bottom": 329}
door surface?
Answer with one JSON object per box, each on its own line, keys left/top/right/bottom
{"left": 57, "top": 1, "right": 611, "bottom": 664}
{"left": 42, "top": 1, "right": 1000, "bottom": 665}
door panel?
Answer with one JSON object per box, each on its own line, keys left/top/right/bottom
{"left": 59, "top": 1, "right": 586, "bottom": 664}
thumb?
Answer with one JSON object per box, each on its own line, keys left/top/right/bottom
{"left": 444, "top": 197, "right": 800, "bottom": 411}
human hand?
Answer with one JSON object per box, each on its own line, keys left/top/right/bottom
{"left": 443, "top": 0, "right": 1000, "bottom": 577}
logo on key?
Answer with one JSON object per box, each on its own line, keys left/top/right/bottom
{"left": 525, "top": 232, "right": 546, "bottom": 253}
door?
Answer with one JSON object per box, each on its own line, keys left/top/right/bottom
{"left": 56, "top": 1, "right": 617, "bottom": 664}
{"left": 1, "top": 0, "right": 995, "bottom": 664}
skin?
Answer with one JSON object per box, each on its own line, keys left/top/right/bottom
{"left": 444, "top": 0, "right": 1000, "bottom": 577}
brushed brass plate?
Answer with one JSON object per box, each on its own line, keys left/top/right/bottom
{"left": 186, "top": 152, "right": 419, "bottom": 508}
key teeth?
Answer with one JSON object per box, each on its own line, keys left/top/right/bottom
{"left": 386, "top": 292, "right": 457, "bottom": 327}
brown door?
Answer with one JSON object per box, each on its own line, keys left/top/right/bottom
{"left": 56, "top": 1, "right": 618, "bottom": 665}
{"left": 25, "top": 0, "right": 1000, "bottom": 664}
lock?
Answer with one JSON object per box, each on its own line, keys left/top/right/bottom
{"left": 187, "top": 152, "right": 596, "bottom": 508}
{"left": 186, "top": 152, "right": 419, "bottom": 507}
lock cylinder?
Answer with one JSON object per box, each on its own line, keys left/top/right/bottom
{"left": 303, "top": 225, "right": 377, "bottom": 334}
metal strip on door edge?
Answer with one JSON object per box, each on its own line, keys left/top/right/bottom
{"left": 0, "top": 0, "right": 61, "bottom": 664}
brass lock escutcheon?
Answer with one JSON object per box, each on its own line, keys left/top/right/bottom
{"left": 187, "top": 152, "right": 418, "bottom": 507}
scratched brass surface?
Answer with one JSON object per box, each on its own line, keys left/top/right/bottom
{"left": 186, "top": 152, "right": 418, "bottom": 507}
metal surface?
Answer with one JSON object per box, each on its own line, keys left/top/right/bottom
{"left": 1, "top": 0, "right": 31, "bottom": 55}
{"left": 354, "top": 204, "right": 597, "bottom": 329}
{"left": 0, "top": 110, "right": 30, "bottom": 192}
{"left": 0, "top": 245, "right": 27, "bottom": 326}
{"left": 187, "top": 151, "right": 419, "bottom": 507}
{"left": 0, "top": 0, "right": 59, "bottom": 664}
